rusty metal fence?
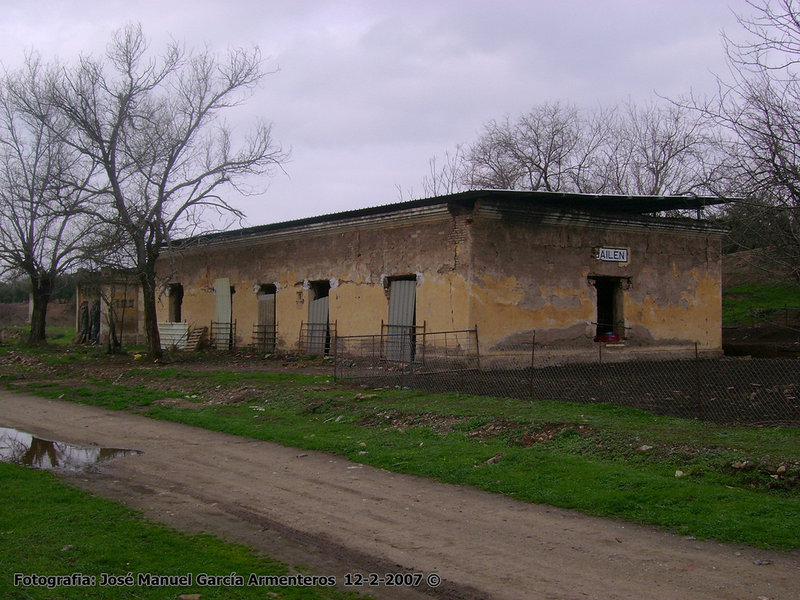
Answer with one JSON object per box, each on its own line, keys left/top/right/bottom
{"left": 251, "top": 323, "right": 278, "bottom": 353}
{"left": 334, "top": 328, "right": 479, "bottom": 379}
{"left": 334, "top": 330, "right": 800, "bottom": 426}
{"left": 210, "top": 320, "right": 236, "bottom": 351}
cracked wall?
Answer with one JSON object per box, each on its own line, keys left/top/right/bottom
{"left": 469, "top": 209, "right": 722, "bottom": 355}
{"left": 155, "top": 210, "right": 473, "bottom": 349}
{"left": 155, "top": 202, "right": 723, "bottom": 357}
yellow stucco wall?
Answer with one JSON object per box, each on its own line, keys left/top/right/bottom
{"left": 468, "top": 210, "right": 723, "bottom": 353}
{"left": 155, "top": 202, "right": 724, "bottom": 357}
{"left": 156, "top": 212, "right": 470, "bottom": 350}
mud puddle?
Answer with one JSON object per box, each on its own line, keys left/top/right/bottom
{"left": 0, "top": 426, "right": 141, "bottom": 471}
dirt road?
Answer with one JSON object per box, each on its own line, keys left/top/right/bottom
{"left": 2, "top": 391, "right": 798, "bottom": 600}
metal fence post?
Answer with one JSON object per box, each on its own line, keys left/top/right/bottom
{"left": 529, "top": 331, "right": 536, "bottom": 399}
{"left": 333, "top": 334, "right": 339, "bottom": 381}
{"left": 695, "top": 342, "right": 702, "bottom": 420}
{"left": 474, "top": 325, "right": 480, "bottom": 370}
{"left": 408, "top": 327, "right": 414, "bottom": 375}
{"left": 422, "top": 326, "right": 427, "bottom": 366}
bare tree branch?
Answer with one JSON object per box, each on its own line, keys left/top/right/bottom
{"left": 41, "top": 24, "right": 287, "bottom": 357}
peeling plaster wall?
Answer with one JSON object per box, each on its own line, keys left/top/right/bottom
{"left": 468, "top": 207, "right": 723, "bottom": 355}
{"left": 155, "top": 208, "right": 472, "bottom": 350}
{"left": 155, "top": 200, "right": 723, "bottom": 358}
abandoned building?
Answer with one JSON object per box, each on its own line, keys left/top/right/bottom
{"left": 74, "top": 268, "right": 144, "bottom": 347}
{"left": 151, "top": 190, "right": 726, "bottom": 363}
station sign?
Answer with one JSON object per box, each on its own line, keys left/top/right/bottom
{"left": 596, "top": 247, "right": 629, "bottom": 262}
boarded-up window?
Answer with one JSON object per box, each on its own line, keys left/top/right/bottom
{"left": 386, "top": 277, "right": 416, "bottom": 362}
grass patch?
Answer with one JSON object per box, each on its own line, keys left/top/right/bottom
{"left": 2, "top": 350, "right": 799, "bottom": 550}
{"left": 0, "top": 325, "right": 75, "bottom": 346}
{"left": 0, "top": 462, "right": 363, "bottom": 600}
{"left": 723, "top": 283, "right": 800, "bottom": 325}
{"left": 146, "top": 394, "right": 800, "bottom": 549}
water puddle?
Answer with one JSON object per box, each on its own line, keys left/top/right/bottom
{"left": 0, "top": 426, "right": 141, "bottom": 472}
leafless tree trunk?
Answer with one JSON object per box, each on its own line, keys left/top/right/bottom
{"left": 0, "top": 57, "right": 97, "bottom": 345}
{"left": 43, "top": 24, "right": 287, "bottom": 358}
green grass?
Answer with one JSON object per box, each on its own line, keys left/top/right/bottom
{"left": 2, "top": 327, "right": 799, "bottom": 551}
{"left": 3, "top": 350, "right": 797, "bottom": 551}
{"left": 0, "top": 325, "right": 75, "bottom": 346}
{"left": 0, "top": 462, "right": 364, "bottom": 600}
{"left": 723, "top": 282, "right": 800, "bottom": 325}
{"left": 140, "top": 391, "right": 799, "bottom": 549}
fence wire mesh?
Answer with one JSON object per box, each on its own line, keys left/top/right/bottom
{"left": 334, "top": 331, "right": 800, "bottom": 426}
{"left": 334, "top": 329, "right": 479, "bottom": 378}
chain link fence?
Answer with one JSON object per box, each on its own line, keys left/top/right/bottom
{"left": 334, "top": 330, "right": 800, "bottom": 426}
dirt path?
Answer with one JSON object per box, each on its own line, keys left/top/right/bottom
{"left": 2, "top": 391, "right": 798, "bottom": 600}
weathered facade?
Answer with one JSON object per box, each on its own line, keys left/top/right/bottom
{"left": 154, "top": 191, "right": 726, "bottom": 360}
{"left": 74, "top": 269, "right": 145, "bottom": 347}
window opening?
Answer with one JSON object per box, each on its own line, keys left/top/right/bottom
{"left": 255, "top": 283, "right": 277, "bottom": 352}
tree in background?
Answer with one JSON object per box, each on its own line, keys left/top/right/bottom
{"left": 422, "top": 99, "right": 719, "bottom": 201}
{"left": 0, "top": 58, "right": 98, "bottom": 344}
{"left": 690, "top": 0, "right": 800, "bottom": 283}
{"left": 600, "top": 100, "right": 721, "bottom": 197}
{"left": 41, "top": 24, "right": 287, "bottom": 358}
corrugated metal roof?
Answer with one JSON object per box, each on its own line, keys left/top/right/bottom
{"left": 172, "top": 189, "right": 729, "bottom": 249}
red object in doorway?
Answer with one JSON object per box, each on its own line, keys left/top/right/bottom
{"left": 595, "top": 332, "right": 620, "bottom": 343}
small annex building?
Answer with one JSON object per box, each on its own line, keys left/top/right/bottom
{"left": 154, "top": 190, "right": 726, "bottom": 362}
{"left": 74, "top": 268, "right": 144, "bottom": 347}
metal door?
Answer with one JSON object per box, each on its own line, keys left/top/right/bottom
{"left": 307, "top": 295, "right": 329, "bottom": 355}
{"left": 214, "top": 278, "right": 232, "bottom": 350}
{"left": 257, "top": 291, "right": 276, "bottom": 352}
{"left": 386, "top": 279, "right": 416, "bottom": 362}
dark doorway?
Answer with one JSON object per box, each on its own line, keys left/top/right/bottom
{"left": 167, "top": 284, "right": 183, "bottom": 322}
{"left": 591, "top": 276, "right": 625, "bottom": 338}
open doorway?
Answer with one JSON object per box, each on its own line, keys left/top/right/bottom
{"left": 167, "top": 283, "right": 183, "bottom": 322}
{"left": 590, "top": 276, "right": 627, "bottom": 340}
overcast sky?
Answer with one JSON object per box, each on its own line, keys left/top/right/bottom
{"left": 1, "top": 1, "right": 751, "bottom": 228}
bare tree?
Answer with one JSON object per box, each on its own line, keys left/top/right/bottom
{"left": 689, "top": 0, "right": 800, "bottom": 282}
{"left": 422, "top": 144, "right": 467, "bottom": 197}
{"left": 464, "top": 117, "right": 524, "bottom": 190}
{"left": 443, "top": 100, "right": 717, "bottom": 199}
{"left": 42, "top": 24, "right": 287, "bottom": 357}
{"left": 0, "top": 57, "right": 97, "bottom": 345}
{"left": 601, "top": 100, "right": 719, "bottom": 197}
{"left": 464, "top": 103, "right": 594, "bottom": 192}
